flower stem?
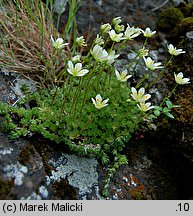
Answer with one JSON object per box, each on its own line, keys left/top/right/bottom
{"left": 127, "top": 54, "right": 139, "bottom": 71}
{"left": 60, "top": 76, "right": 73, "bottom": 114}
{"left": 164, "top": 55, "right": 173, "bottom": 67}
{"left": 79, "top": 115, "right": 95, "bottom": 134}
{"left": 72, "top": 77, "right": 83, "bottom": 116}
{"left": 160, "top": 84, "right": 178, "bottom": 107}
{"left": 70, "top": 77, "right": 82, "bottom": 114}
{"left": 135, "top": 74, "right": 149, "bottom": 89}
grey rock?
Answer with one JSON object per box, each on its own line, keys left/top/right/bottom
{"left": 3, "top": 163, "right": 28, "bottom": 186}
{"left": 10, "top": 78, "right": 37, "bottom": 99}
{"left": 0, "top": 130, "right": 47, "bottom": 199}
{"left": 0, "top": 70, "right": 102, "bottom": 200}
{"left": 47, "top": 153, "right": 99, "bottom": 199}
{"left": 54, "top": 0, "right": 68, "bottom": 14}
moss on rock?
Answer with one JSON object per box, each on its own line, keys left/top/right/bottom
{"left": 0, "top": 178, "right": 14, "bottom": 199}
{"left": 180, "top": 2, "right": 193, "bottom": 17}
{"left": 157, "top": 7, "right": 184, "bottom": 32}
{"left": 179, "top": 17, "right": 193, "bottom": 34}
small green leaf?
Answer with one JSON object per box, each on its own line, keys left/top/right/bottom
{"left": 154, "top": 110, "right": 161, "bottom": 116}
{"left": 148, "top": 114, "right": 157, "bottom": 120}
{"left": 172, "top": 105, "right": 181, "bottom": 108}
{"left": 164, "top": 112, "right": 174, "bottom": 119}
{"left": 163, "top": 107, "right": 171, "bottom": 113}
{"left": 166, "top": 100, "right": 173, "bottom": 109}
{"left": 154, "top": 106, "right": 163, "bottom": 111}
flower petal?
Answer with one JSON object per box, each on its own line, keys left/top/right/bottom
{"left": 77, "top": 69, "right": 89, "bottom": 76}
{"left": 103, "top": 98, "right": 109, "bottom": 104}
{"left": 178, "top": 72, "right": 183, "bottom": 78}
{"left": 67, "top": 68, "right": 73, "bottom": 75}
{"left": 56, "top": 38, "right": 63, "bottom": 44}
{"left": 146, "top": 102, "right": 151, "bottom": 107}
{"left": 122, "top": 69, "right": 128, "bottom": 76}
{"left": 138, "top": 87, "right": 145, "bottom": 97}
{"left": 102, "top": 104, "right": 108, "bottom": 108}
{"left": 131, "top": 87, "right": 137, "bottom": 94}
{"left": 91, "top": 98, "right": 96, "bottom": 105}
{"left": 182, "top": 78, "right": 190, "bottom": 84}
{"left": 96, "top": 94, "right": 102, "bottom": 102}
{"left": 126, "top": 74, "right": 132, "bottom": 80}
{"left": 68, "top": 61, "right": 74, "bottom": 71}
{"left": 115, "top": 70, "right": 121, "bottom": 80}
{"left": 50, "top": 35, "right": 55, "bottom": 44}
{"left": 142, "top": 94, "right": 151, "bottom": 101}
{"left": 75, "top": 63, "right": 82, "bottom": 72}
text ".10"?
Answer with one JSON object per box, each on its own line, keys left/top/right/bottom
{"left": 177, "top": 203, "right": 190, "bottom": 212}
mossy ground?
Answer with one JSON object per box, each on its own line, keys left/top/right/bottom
{"left": 0, "top": 178, "right": 15, "bottom": 200}
{"left": 157, "top": 3, "right": 193, "bottom": 41}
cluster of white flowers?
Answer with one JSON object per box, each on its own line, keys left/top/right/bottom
{"left": 130, "top": 87, "right": 154, "bottom": 112}
{"left": 50, "top": 18, "right": 190, "bottom": 112}
{"left": 167, "top": 45, "right": 189, "bottom": 85}
{"left": 91, "top": 44, "right": 108, "bottom": 62}
{"left": 101, "top": 17, "right": 156, "bottom": 42}
{"left": 109, "top": 29, "right": 124, "bottom": 42}
{"left": 130, "top": 87, "right": 151, "bottom": 103}
{"left": 91, "top": 44, "right": 119, "bottom": 64}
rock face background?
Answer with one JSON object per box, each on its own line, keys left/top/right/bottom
{"left": 0, "top": 0, "right": 193, "bottom": 199}
{"left": 58, "top": 0, "right": 168, "bottom": 35}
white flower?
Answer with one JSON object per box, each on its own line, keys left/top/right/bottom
{"left": 174, "top": 72, "right": 190, "bottom": 84}
{"left": 115, "top": 69, "right": 132, "bottom": 82}
{"left": 50, "top": 36, "right": 68, "bottom": 49}
{"left": 109, "top": 29, "right": 124, "bottom": 42}
{"left": 71, "top": 54, "right": 81, "bottom": 62}
{"left": 141, "top": 27, "right": 156, "bottom": 38}
{"left": 91, "top": 94, "right": 109, "bottom": 109}
{"left": 143, "top": 57, "right": 164, "bottom": 70}
{"left": 107, "top": 50, "right": 120, "bottom": 65}
{"left": 137, "top": 102, "right": 155, "bottom": 112}
{"left": 76, "top": 36, "right": 87, "bottom": 47}
{"left": 112, "top": 17, "right": 122, "bottom": 25}
{"left": 124, "top": 24, "right": 142, "bottom": 40}
{"left": 168, "top": 44, "right": 185, "bottom": 56}
{"left": 67, "top": 61, "right": 89, "bottom": 77}
{"left": 91, "top": 45, "right": 108, "bottom": 62}
{"left": 94, "top": 34, "right": 104, "bottom": 45}
{"left": 100, "top": 23, "right": 112, "bottom": 33}
{"left": 138, "top": 47, "right": 149, "bottom": 58}
{"left": 130, "top": 87, "right": 151, "bottom": 103}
